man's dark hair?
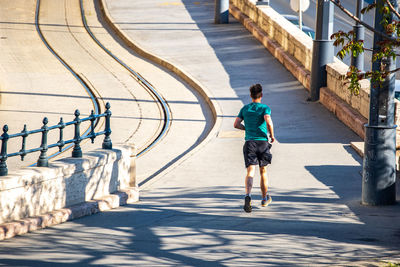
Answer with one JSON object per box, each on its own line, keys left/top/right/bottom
{"left": 250, "top": 84, "right": 262, "bottom": 99}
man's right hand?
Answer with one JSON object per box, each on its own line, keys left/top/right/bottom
{"left": 234, "top": 117, "right": 245, "bottom": 130}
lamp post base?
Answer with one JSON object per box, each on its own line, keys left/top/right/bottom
{"left": 214, "top": 0, "right": 229, "bottom": 24}
{"left": 362, "top": 125, "right": 397, "bottom": 205}
{"left": 256, "top": 1, "right": 269, "bottom": 5}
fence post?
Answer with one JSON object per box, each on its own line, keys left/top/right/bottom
{"left": 256, "top": 0, "right": 269, "bottom": 6}
{"left": 214, "top": 0, "right": 229, "bottom": 24}
{"left": 57, "top": 117, "right": 65, "bottom": 152}
{"left": 309, "top": 0, "right": 334, "bottom": 101}
{"left": 20, "top": 125, "right": 28, "bottom": 161}
{"left": 37, "top": 118, "right": 49, "bottom": 167}
{"left": 102, "top": 102, "right": 112, "bottom": 149}
{"left": 72, "top": 110, "right": 82, "bottom": 158}
{"left": 90, "top": 110, "right": 95, "bottom": 144}
{"left": 0, "top": 125, "right": 9, "bottom": 176}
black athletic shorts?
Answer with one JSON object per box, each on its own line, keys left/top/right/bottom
{"left": 243, "top": 140, "right": 272, "bottom": 168}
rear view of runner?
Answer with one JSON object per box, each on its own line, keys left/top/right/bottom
{"left": 234, "top": 84, "right": 275, "bottom": 213}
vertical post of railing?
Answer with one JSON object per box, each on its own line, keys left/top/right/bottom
{"left": 256, "top": 0, "right": 269, "bottom": 6}
{"left": 72, "top": 110, "right": 82, "bottom": 158}
{"left": 214, "top": 0, "right": 229, "bottom": 24}
{"left": 37, "top": 118, "right": 49, "bottom": 167}
{"left": 90, "top": 110, "right": 95, "bottom": 144}
{"left": 351, "top": 0, "right": 364, "bottom": 71}
{"left": 20, "top": 125, "right": 28, "bottom": 161}
{"left": 102, "top": 102, "right": 112, "bottom": 149}
{"left": 309, "top": 0, "right": 334, "bottom": 101}
{"left": 58, "top": 117, "right": 65, "bottom": 152}
{"left": 0, "top": 125, "right": 9, "bottom": 176}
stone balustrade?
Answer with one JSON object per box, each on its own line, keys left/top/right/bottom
{"left": 0, "top": 144, "right": 137, "bottom": 226}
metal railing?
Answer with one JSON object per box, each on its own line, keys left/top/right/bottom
{"left": 0, "top": 102, "right": 112, "bottom": 176}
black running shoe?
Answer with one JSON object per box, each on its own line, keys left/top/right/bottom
{"left": 244, "top": 196, "right": 252, "bottom": 213}
{"left": 261, "top": 194, "right": 272, "bottom": 207}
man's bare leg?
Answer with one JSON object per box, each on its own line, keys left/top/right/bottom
{"left": 244, "top": 165, "right": 256, "bottom": 212}
{"left": 260, "top": 166, "right": 272, "bottom": 206}
{"left": 260, "top": 166, "right": 268, "bottom": 198}
{"left": 245, "top": 165, "right": 256, "bottom": 195}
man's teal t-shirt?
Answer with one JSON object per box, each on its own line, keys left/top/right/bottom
{"left": 238, "top": 102, "right": 271, "bottom": 141}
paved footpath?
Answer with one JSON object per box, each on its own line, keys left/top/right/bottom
{"left": 0, "top": 0, "right": 400, "bottom": 266}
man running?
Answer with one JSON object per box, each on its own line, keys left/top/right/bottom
{"left": 234, "top": 84, "right": 275, "bottom": 213}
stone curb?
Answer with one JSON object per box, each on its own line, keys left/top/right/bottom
{"left": 351, "top": 141, "right": 400, "bottom": 171}
{"left": 229, "top": 3, "right": 368, "bottom": 140}
{"left": 98, "top": 0, "right": 223, "bottom": 189}
{"left": 320, "top": 87, "right": 367, "bottom": 139}
{"left": 350, "top": 141, "right": 364, "bottom": 157}
{"left": 0, "top": 187, "right": 139, "bottom": 241}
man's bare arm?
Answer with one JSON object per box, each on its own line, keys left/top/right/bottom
{"left": 234, "top": 117, "right": 245, "bottom": 130}
{"left": 264, "top": 114, "right": 275, "bottom": 143}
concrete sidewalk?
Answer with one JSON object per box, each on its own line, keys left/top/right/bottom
{"left": 0, "top": 0, "right": 399, "bottom": 266}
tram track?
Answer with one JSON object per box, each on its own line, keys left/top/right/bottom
{"left": 78, "top": 0, "right": 172, "bottom": 157}
{"left": 34, "top": 0, "right": 172, "bottom": 159}
{"left": 34, "top": 0, "right": 102, "bottom": 163}
{"left": 1, "top": 0, "right": 215, "bottom": 187}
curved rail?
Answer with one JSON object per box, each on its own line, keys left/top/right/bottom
{"left": 79, "top": 0, "right": 171, "bottom": 158}
{"left": 35, "top": 0, "right": 171, "bottom": 161}
{"left": 34, "top": 0, "right": 101, "bottom": 163}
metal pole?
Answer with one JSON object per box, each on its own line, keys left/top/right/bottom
{"left": 362, "top": 0, "right": 397, "bottom": 205}
{"left": 37, "top": 118, "right": 49, "bottom": 167}
{"left": 351, "top": 0, "right": 364, "bottom": 71}
{"left": 0, "top": 125, "right": 9, "bottom": 176}
{"left": 309, "top": 0, "right": 334, "bottom": 101}
{"left": 72, "top": 110, "right": 82, "bottom": 158}
{"left": 214, "top": 0, "right": 229, "bottom": 24}
{"left": 256, "top": 0, "right": 269, "bottom": 6}
{"left": 57, "top": 117, "right": 65, "bottom": 152}
{"left": 102, "top": 102, "right": 112, "bottom": 150}
{"left": 299, "top": 1, "right": 303, "bottom": 31}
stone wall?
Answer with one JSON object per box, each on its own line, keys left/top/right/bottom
{"left": 326, "top": 62, "right": 400, "bottom": 145}
{"left": 230, "top": 0, "right": 400, "bottom": 146}
{"left": 229, "top": 0, "right": 312, "bottom": 90}
{"left": 326, "top": 62, "right": 370, "bottom": 119}
{"left": 230, "top": 0, "right": 313, "bottom": 71}
{"left": 0, "top": 144, "right": 136, "bottom": 224}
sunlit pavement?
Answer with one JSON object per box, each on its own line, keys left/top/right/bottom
{"left": 0, "top": 0, "right": 399, "bottom": 266}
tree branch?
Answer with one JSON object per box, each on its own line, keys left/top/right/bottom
{"left": 330, "top": 0, "right": 397, "bottom": 41}
{"left": 387, "top": 66, "right": 400, "bottom": 74}
{"left": 363, "top": 47, "right": 400, "bottom": 56}
{"left": 384, "top": 0, "right": 400, "bottom": 20}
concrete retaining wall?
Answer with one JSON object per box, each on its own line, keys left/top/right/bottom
{"left": 229, "top": 0, "right": 312, "bottom": 90}
{"left": 230, "top": 0, "right": 313, "bottom": 71}
{"left": 326, "top": 61, "right": 400, "bottom": 144}
{"left": 0, "top": 144, "right": 137, "bottom": 224}
{"left": 230, "top": 0, "right": 400, "bottom": 146}
{"left": 326, "top": 62, "right": 371, "bottom": 120}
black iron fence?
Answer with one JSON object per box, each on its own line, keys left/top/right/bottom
{"left": 0, "top": 102, "right": 112, "bottom": 176}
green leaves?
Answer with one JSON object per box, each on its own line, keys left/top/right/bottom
{"left": 346, "top": 66, "right": 362, "bottom": 95}
{"left": 373, "top": 40, "right": 396, "bottom": 62}
{"left": 361, "top": 3, "right": 376, "bottom": 15}
{"left": 332, "top": 0, "right": 399, "bottom": 96}
{"left": 330, "top": 31, "right": 364, "bottom": 60}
